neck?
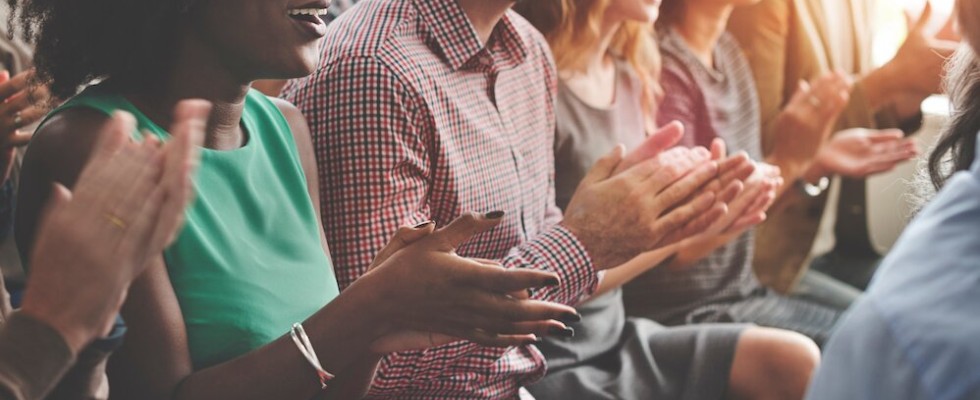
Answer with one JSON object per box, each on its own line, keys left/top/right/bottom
{"left": 673, "top": 2, "right": 732, "bottom": 67}
{"left": 127, "top": 30, "right": 250, "bottom": 151}
{"left": 582, "top": 17, "right": 622, "bottom": 74}
{"left": 457, "top": 0, "right": 514, "bottom": 44}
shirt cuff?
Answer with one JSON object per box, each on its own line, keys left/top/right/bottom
{"left": 524, "top": 224, "right": 599, "bottom": 305}
{"left": 0, "top": 313, "right": 75, "bottom": 400}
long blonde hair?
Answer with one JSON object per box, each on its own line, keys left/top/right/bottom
{"left": 515, "top": 0, "right": 662, "bottom": 121}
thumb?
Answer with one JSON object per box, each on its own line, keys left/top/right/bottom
{"left": 616, "top": 121, "right": 684, "bottom": 174}
{"left": 433, "top": 212, "right": 504, "bottom": 251}
{"left": 907, "top": 1, "right": 932, "bottom": 34}
{"left": 37, "top": 182, "right": 73, "bottom": 229}
{"left": 370, "top": 221, "right": 436, "bottom": 269}
{"left": 93, "top": 111, "right": 138, "bottom": 158}
{"left": 580, "top": 144, "right": 625, "bottom": 186}
{"left": 710, "top": 138, "right": 727, "bottom": 160}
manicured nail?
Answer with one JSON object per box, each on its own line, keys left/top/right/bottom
{"left": 484, "top": 210, "right": 506, "bottom": 219}
{"left": 559, "top": 312, "right": 582, "bottom": 324}
{"left": 413, "top": 221, "right": 434, "bottom": 229}
{"left": 544, "top": 277, "right": 560, "bottom": 287}
{"left": 548, "top": 326, "right": 575, "bottom": 338}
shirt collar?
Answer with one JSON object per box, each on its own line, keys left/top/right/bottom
{"left": 414, "top": 0, "right": 528, "bottom": 71}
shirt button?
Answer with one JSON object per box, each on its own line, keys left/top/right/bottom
{"left": 479, "top": 55, "right": 493, "bottom": 65}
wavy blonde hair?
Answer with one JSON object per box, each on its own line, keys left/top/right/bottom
{"left": 515, "top": 0, "right": 662, "bottom": 123}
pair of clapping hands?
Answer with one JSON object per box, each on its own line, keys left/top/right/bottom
{"left": 366, "top": 122, "right": 783, "bottom": 352}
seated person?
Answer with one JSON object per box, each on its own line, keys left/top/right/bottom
{"left": 9, "top": 1, "right": 579, "bottom": 398}
{"left": 727, "top": 0, "right": 945, "bottom": 293}
{"left": 622, "top": 0, "right": 853, "bottom": 346}
{"left": 284, "top": 0, "right": 748, "bottom": 397}
{"left": 807, "top": 2, "right": 980, "bottom": 391}
{"left": 513, "top": 0, "right": 818, "bottom": 399}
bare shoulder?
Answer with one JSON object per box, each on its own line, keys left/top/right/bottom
{"left": 16, "top": 107, "right": 113, "bottom": 259}
{"left": 268, "top": 96, "right": 320, "bottom": 193}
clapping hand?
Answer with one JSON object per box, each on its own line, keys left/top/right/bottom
{"left": 0, "top": 70, "right": 52, "bottom": 180}
{"left": 356, "top": 213, "right": 582, "bottom": 354}
{"left": 814, "top": 128, "right": 919, "bottom": 178}
{"left": 21, "top": 100, "right": 210, "bottom": 353}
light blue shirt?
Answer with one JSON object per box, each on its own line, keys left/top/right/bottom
{"left": 806, "top": 134, "right": 980, "bottom": 400}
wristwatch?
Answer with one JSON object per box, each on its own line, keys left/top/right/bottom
{"left": 796, "top": 176, "right": 830, "bottom": 198}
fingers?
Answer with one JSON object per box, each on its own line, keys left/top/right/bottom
{"left": 710, "top": 138, "right": 726, "bottom": 160}
{"left": 615, "top": 121, "right": 685, "bottom": 174}
{"left": 0, "top": 70, "right": 31, "bottom": 101}
{"left": 866, "top": 129, "right": 904, "bottom": 143}
{"left": 650, "top": 189, "right": 717, "bottom": 247}
{"left": 648, "top": 161, "right": 718, "bottom": 216}
{"left": 635, "top": 147, "right": 710, "bottom": 194}
{"left": 462, "top": 262, "right": 561, "bottom": 293}
{"left": 906, "top": 1, "right": 932, "bottom": 34}
{"left": 662, "top": 198, "right": 727, "bottom": 245}
{"left": 580, "top": 144, "right": 625, "bottom": 186}
{"left": 432, "top": 211, "right": 505, "bottom": 250}
{"left": 372, "top": 222, "right": 436, "bottom": 268}
{"left": 716, "top": 152, "right": 754, "bottom": 186}
{"left": 92, "top": 111, "right": 138, "bottom": 158}
{"left": 36, "top": 183, "right": 73, "bottom": 231}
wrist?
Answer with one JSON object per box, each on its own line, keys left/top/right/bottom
{"left": 766, "top": 154, "right": 810, "bottom": 184}
{"left": 18, "top": 300, "right": 93, "bottom": 355}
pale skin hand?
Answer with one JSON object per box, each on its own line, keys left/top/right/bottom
{"left": 812, "top": 128, "right": 919, "bottom": 179}
{"left": 563, "top": 122, "right": 736, "bottom": 271}
{"left": 863, "top": 1, "right": 957, "bottom": 113}
{"left": 769, "top": 72, "right": 851, "bottom": 181}
{"left": 0, "top": 70, "right": 52, "bottom": 180}
{"left": 668, "top": 139, "right": 783, "bottom": 270}
{"left": 19, "top": 101, "right": 209, "bottom": 354}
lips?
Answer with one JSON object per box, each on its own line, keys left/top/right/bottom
{"left": 287, "top": 7, "right": 329, "bottom": 38}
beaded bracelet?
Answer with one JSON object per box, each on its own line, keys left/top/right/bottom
{"left": 289, "top": 323, "right": 336, "bottom": 389}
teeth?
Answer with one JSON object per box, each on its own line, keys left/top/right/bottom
{"left": 288, "top": 8, "right": 329, "bottom": 16}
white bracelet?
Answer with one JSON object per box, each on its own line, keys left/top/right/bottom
{"left": 289, "top": 323, "right": 335, "bottom": 389}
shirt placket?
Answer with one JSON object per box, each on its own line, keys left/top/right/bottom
{"left": 479, "top": 48, "right": 530, "bottom": 242}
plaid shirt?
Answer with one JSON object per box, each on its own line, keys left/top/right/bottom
{"left": 283, "top": 0, "right": 599, "bottom": 398}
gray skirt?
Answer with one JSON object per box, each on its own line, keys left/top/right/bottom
{"left": 526, "top": 290, "right": 747, "bottom": 400}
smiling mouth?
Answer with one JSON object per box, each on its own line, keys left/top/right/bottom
{"left": 287, "top": 8, "right": 329, "bottom": 23}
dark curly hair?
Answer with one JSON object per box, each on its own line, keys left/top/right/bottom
{"left": 5, "top": 0, "right": 188, "bottom": 99}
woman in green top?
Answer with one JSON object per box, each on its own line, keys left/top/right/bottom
{"left": 8, "top": 0, "right": 581, "bottom": 398}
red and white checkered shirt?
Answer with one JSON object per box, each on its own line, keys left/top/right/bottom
{"left": 282, "top": 0, "right": 599, "bottom": 398}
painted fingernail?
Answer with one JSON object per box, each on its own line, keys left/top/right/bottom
{"left": 484, "top": 210, "right": 505, "bottom": 219}
{"left": 559, "top": 312, "right": 582, "bottom": 324}
{"left": 548, "top": 326, "right": 575, "bottom": 337}
{"left": 413, "top": 221, "right": 435, "bottom": 229}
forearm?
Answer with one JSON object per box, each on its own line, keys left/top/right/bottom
{"left": 592, "top": 247, "right": 677, "bottom": 297}
{"left": 667, "top": 232, "right": 743, "bottom": 270}
{"left": 175, "top": 286, "right": 385, "bottom": 400}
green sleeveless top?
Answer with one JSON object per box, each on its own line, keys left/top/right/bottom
{"left": 47, "top": 86, "right": 340, "bottom": 369}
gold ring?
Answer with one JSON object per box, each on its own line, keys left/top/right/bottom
{"left": 103, "top": 213, "right": 127, "bottom": 229}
